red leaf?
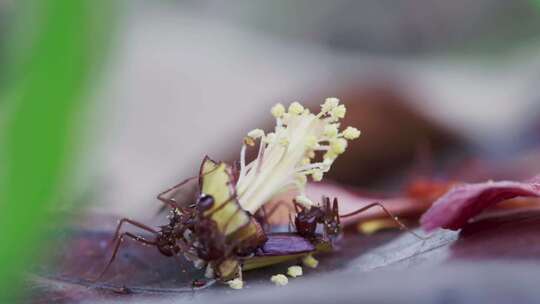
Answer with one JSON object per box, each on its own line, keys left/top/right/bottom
{"left": 420, "top": 175, "right": 540, "bottom": 231}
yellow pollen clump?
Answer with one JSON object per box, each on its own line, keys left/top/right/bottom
{"left": 343, "top": 126, "right": 361, "bottom": 140}
{"left": 247, "top": 128, "right": 264, "bottom": 139}
{"left": 305, "top": 135, "right": 318, "bottom": 149}
{"left": 287, "top": 266, "right": 303, "bottom": 278}
{"left": 302, "top": 254, "right": 319, "bottom": 268}
{"left": 331, "top": 104, "right": 346, "bottom": 119}
{"left": 321, "top": 97, "right": 339, "bottom": 112}
{"left": 323, "top": 123, "right": 339, "bottom": 137}
{"left": 271, "top": 103, "right": 286, "bottom": 118}
{"left": 330, "top": 138, "right": 348, "bottom": 154}
{"left": 227, "top": 278, "right": 244, "bottom": 289}
{"left": 288, "top": 101, "right": 304, "bottom": 115}
{"left": 270, "top": 274, "right": 289, "bottom": 286}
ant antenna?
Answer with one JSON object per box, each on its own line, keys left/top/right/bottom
{"left": 340, "top": 201, "right": 428, "bottom": 241}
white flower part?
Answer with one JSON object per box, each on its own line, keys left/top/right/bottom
{"left": 271, "top": 103, "right": 286, "bottom": 118}
{"left": 270, "top": 274, "right": 289, "bottom": 286}
{"left": 287, "top": 266, "right": 303, "bottom": 277}
{"left": 288, "top": 101, "right": 304, "bottom": 115}
{"left": 247, "top": 128, "right": 265, "bottom": 139}
{"left": 323, "top": 123, "right": 339, "bottom": 137}
{"left": 296, "top": 174, "right": 307, "bottom": 187}
{"left": 227, "top": 278, "right": 244, "bottom": 289}
{"left": 236, "top": 99, "right": 358, "bottom": 214}
{"left": 332, "top": 104, "right": 346, "bottom": 118}
{"left": 321, "top": 97, "right": 339, "bottom": 112}
{"left": 330, "top": 138, "right": 347, "bottom": 154}
{"left": 312, "top": 170, "right": 323, "bottom": 182}
{"left": 295, "top": 194, "right": 314, "bottom": 208}
{"left": 342, "top": 126, "right": 361, "bottom": 140}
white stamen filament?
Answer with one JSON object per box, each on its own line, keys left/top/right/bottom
{"left": 236, "top": 99, "right": 359, "bottom": 214}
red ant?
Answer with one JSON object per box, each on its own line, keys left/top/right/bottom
{"left": 293, "top": 196, "right": 420, "bottom": 242}
{"left": 96, "top": 160, "right": 266, "bottom": 283}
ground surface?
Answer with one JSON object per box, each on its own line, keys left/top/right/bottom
{"left": 28, "top": 208, "right": 540, "bottom": 303}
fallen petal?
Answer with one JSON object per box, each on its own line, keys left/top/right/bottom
{"left": 420, "top": 175, "right": 540, "bottom": 231}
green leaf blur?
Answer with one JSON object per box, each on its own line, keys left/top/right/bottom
{"left": 0, "top": 0, "right": 112, "bottom": 298}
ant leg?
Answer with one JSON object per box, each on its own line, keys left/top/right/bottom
{"left": 333, "top": 198, "right": 340, "bottom": 226}
{"left": 256, "top": 206, "right": 271, "bottom": 232}
{"left": 110, "top": 218, "right": 159, "bottom": 247}
{"left": 95, "top": 232, "right": 157, "bottom": 281}
{"left": 156, "top": 164, "right": 223, "bottom": 211}
{"left": 340, "top": 202, "right": 426, "bottom": 240}
{"left": 288, "top": 213, "right": 295, "bottom": 232}
{"left": 157, "top": 175, "right": 199, "bottom": 209}
{"left": 257, "top": 201, "right": 295, "bottom": 232}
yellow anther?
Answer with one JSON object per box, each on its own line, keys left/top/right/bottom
{"left": 323, "top": 123, "right": 339, "bottom": 137}
{"left": 288, "top": 101, "right": 304, "bottom": 115}
{"left": 247, "top": 128, "right": 264, "bottom": 139}
{"left": 323, "top": 150, "right": 337, "bottom": 161}
{"left": 321, "top": 97, "right": 339, "bottom": 113}
{"left": 305, "top": 135, "right": 318, "bottom": 149}
{"left": 227, "top": 278, "right": 244, "bottom": 289}
{"left": 331, "top": 104, "right": 346, "bottom": 119}
{"left": 343, "top": 126, "right": 361, "bottom": 140}
{"left": 330, "top": 138, "right": 348, "bottom": 154}
{"left": 271, "top": 103, "right": 286, "bottom": 118}
{"left": 302, "top": 254, "right": 319, "bottom": 268}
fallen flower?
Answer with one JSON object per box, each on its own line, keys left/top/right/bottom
{"left": 420, "top": 175, "right": 540, "bottom": 231}
{"left": 98, "top": 98, "right": 361, "bottom": 285}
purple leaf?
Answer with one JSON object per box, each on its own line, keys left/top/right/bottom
{"left": 420, "top": 175, "right": 540, "bottom": 231}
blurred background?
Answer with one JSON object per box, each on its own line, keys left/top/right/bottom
{"left": 2, "top": 0, "right": 540, "bottom": 300}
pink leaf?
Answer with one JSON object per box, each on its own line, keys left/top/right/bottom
{"left": 420, "top": 175, "right": 540, "bottom": 231}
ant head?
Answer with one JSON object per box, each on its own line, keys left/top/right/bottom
{"left": 322, "top": 197, "right": 341, "bottom": 239}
